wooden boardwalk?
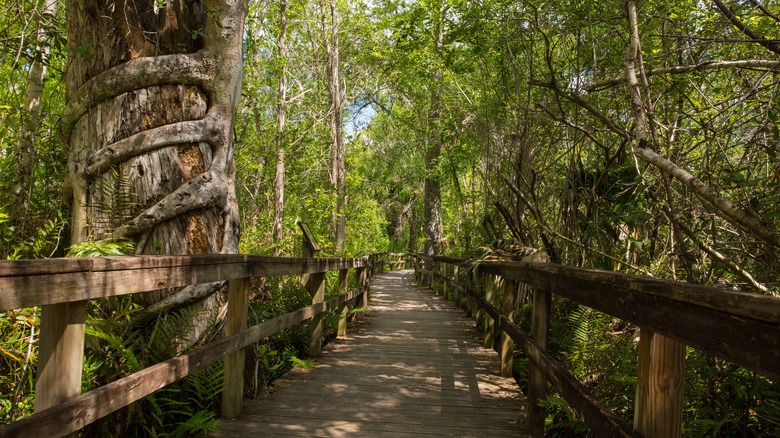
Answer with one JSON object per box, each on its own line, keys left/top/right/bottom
{"left": 212, "top": 270, "right": 528, "bottom": 437}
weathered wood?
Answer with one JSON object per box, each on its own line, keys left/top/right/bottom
{"left": 462, "top": 282, "right": 633, "bottom": 437}
{"left": 213, "top": 270, "right": 525, "bottom": 437}
{"left": 222, "top": 277, "right": 249, "bottom": 419}
{"left": 634, "top": 327, "right": 651, "bottom": 434}
{"left": 477, "top": 261, "right": 780, "bottom": 380}
{"left": 452, "top": 265, "right": 460, "bottom": 309}
{"left": 634, "top": 330, "right": 685, "bottom": 438}
{"left": 441, "top": 263, "right": 448, "bottom": 299}
{"left": 477, "top": 260, "right": 780, "bottom": 324}
{"left": 0, "top": 288, "right": 364, "bottom": 438}
{"left": 0, "top": 255, "right": 367, "bottom": 311}
{"left": 307, "top": 272, "right": 326, "bottom": 357}
{"left": 500, "top": 279, "right": 516, "bottom": 378}
{"left": 298, "top": 222, "right": 321, "bottom": 253}
{"left": 483, "top": 275, "right": 499, "bottom": 349}
{"left": 528, "top": 288, "right": 551, "bottom": 437}
{"left": 35, "top": 301, "right": 86, "bottom": 412}
{"left": 337, "top": 268, "right": 349, "bottom": 337}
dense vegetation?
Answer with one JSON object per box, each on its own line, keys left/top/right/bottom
{"left": 1, "top": 0, "right": 779, "bottom": 435}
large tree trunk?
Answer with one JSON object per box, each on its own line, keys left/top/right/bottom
{"left": 321, "top": 0, "right": 346, "bottom": 253}
{"left": 37, "top": 0, "right": 246, "bottom": 413}
{"left": 61, "top": 0, "right": 245, "bottom": 338}
{"left": 272, "top": 0, "right": 288, "bottom": 256}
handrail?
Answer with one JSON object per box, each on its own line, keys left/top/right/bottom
{"left": 411, "top": 253, "right": 780, "bottom": 437}
{"left": 0, "top": 252, "right": 403, "bottom": 437}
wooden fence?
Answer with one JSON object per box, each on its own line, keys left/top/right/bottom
{"left": 412, "top": 254, "right": 780, "bottom": 438}
{"left": 0, "top": 252, "right": 400, "bottom": 437}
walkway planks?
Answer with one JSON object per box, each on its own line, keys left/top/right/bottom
{"left": 212, "top": 270, "right": 528, "bottom": 437}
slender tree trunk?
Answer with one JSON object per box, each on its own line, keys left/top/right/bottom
{"left": 13, "top": 0, "right": 58, "bottom": 225}
{"left": 321, "top": 0, "right": 346, "bottom": 253}
{"left": 423, "top": 6, "right": 444, "bottom": 256}
{"left": 272, "top": 0, "right": 288, "bottom": 256}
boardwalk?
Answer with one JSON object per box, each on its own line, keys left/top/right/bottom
{"left": 213, "top": 270, "right": 528, "bottom": 437}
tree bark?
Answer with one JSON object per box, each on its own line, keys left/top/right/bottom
{"left": 62, "top": 0, "right": 247, "bottom": 340}
{"left": 423, "top": 6, "right": 444, "bottom": 256}
{"left": 321, "top": 0, "right": 346, "bottom": 253}
{"left": 272, "top": 0, "right": 288, "bottom": 256}
{"left": 622, "top": 0, "right": 780, "bottom": 254}
{"left": 13, "top": 0, "right": 58, "bottom": 225}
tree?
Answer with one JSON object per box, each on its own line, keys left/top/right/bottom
{"left": 321, "top": 0, "right": 346, "bottom": 253}
{"left": 13, "top": 0, "right": 58, "bottom": 225}
{"left": 36, "top": 0, "right": 248, "bottom": 412}
{"left": 272, "top": 0, "right": 289, "bottom": 256}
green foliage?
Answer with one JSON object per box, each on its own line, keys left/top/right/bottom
{"left": 66, "top": 238, "right": 135, "bottom": 257}
{"left": 82, "top": 299, "right": 226, "bottom": 436}
{"left": 1, "top": 207, "right": 66, "bottom": 260}
{"left": 0, "top": 306, "right": 38, "bottom": 424}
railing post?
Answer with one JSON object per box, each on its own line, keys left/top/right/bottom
{"left": 442, "top": 263, "right": 449, "bottom": 300}
{"left": 500, "top": 279, "right": 516, "bottom": 377}
{"left": 354, "top": 266, "right": 367, "bottom": 322}
{"left": 484, "top": 275, "right": 501, "bottom": 349}
{"left": 452, "top": 264, "right": 460, "bottom": 309}
{"left": 467, "top": 268, "right": 478, "bottom": 320}
{"left": 528, "top": 288, "right": 551, "bottom": 437}
{"left": 35, "top": 301, "right": 87, "bottom": 412}
{"left": 307, "top": 272, "right": 326, "bottom": 357}
{"left": 337, "top": 268, "right": 349, "bottom": 337}
{"left": 634, "top": 328, "right": 685, "bottom": 438}
{"left": 432, "top": 258, "right": 439, "bottom": 294}
{"left": 222, "top": 277, "right": 249, "bottom": 419}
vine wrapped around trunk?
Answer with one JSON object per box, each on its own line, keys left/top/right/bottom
{"left": 62, "top": 0, "right": 248, "bottom": 340}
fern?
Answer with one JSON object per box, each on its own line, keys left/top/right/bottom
{"left": 66, "top": 238, "right": 135, "bottom": 257}
{"left": 168, "top": 410, "right": 221, "bottom": 438}
{"left": 85, "top": 169, "right": 138, "bottom": 240}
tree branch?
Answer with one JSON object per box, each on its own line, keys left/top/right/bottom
{"left": 676, "top": 220, "right": 773, "bottom": 294}
{"left": 712, "top": 0, "right": 780, "bottom": 55}
{"left": 586, "top": 59, "right": 780, "bottom": 92}
{"left": 529, "top": 79, "right": 631, "bottom": 139}
{"left": 634, "top": 146, "right": 780, "bottom": 248}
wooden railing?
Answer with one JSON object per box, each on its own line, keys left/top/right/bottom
{"left": 412, "top": 254, "right": 780, "bottom": 438}
{"left": 0, "top": 252, "right": 401, "bottom": 437}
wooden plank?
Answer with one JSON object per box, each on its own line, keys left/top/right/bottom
{"left": 0, "top": 254, "right": 367, "bottom": 277}
{"left": 478, "top": 262, "right": 780, "bottom": 380}
{"left": 0, "top": 288, "right": 363, "bottom": 438}
{"left": 528, "top": 288, "right": 551, "bottom": 437}
{"left": 634, "top": 327, "right": 651, "bottom": 434}
{"left": 306, "top": 273, "right": 326, "bottom": 357}
{"left": 337, "top": 269, "right": 349, "bottom": 337}
{"left": 213, "top": 270, "right": 525, "bottom": 438}
{"left": 483, "top": 275, "right": 499, "bottom": 349}
{"left": 0, "top": 256, "right": 367, "bottom": 310}
{"left": 34, "top": 301, "right": 86, "bottom": 412}
{"left": 478, "top": 260, "right": 780, "bottom": 324}
{"left": 222, "top": 277, "right": 249, "bottom": 419}
{"left": 500, "top": 279, "right": 516, "bottom": 377}
{"left": 635, "top": 330, "right": 685, "bottom": 438}
{"left": 452, "top": 265, "right": 460, "bottom": 310}
{"left": 462, "top": 282, "right": 633, "bottom": 437}
{"left": 441, "top": 263, "right": 448, "bottom": 299}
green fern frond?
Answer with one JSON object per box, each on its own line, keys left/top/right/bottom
{"left": 168, "top": 410, "right": 220, "bottom": 438}
{"left": 66, "top": 238, "right": 135, "bottom": 257}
